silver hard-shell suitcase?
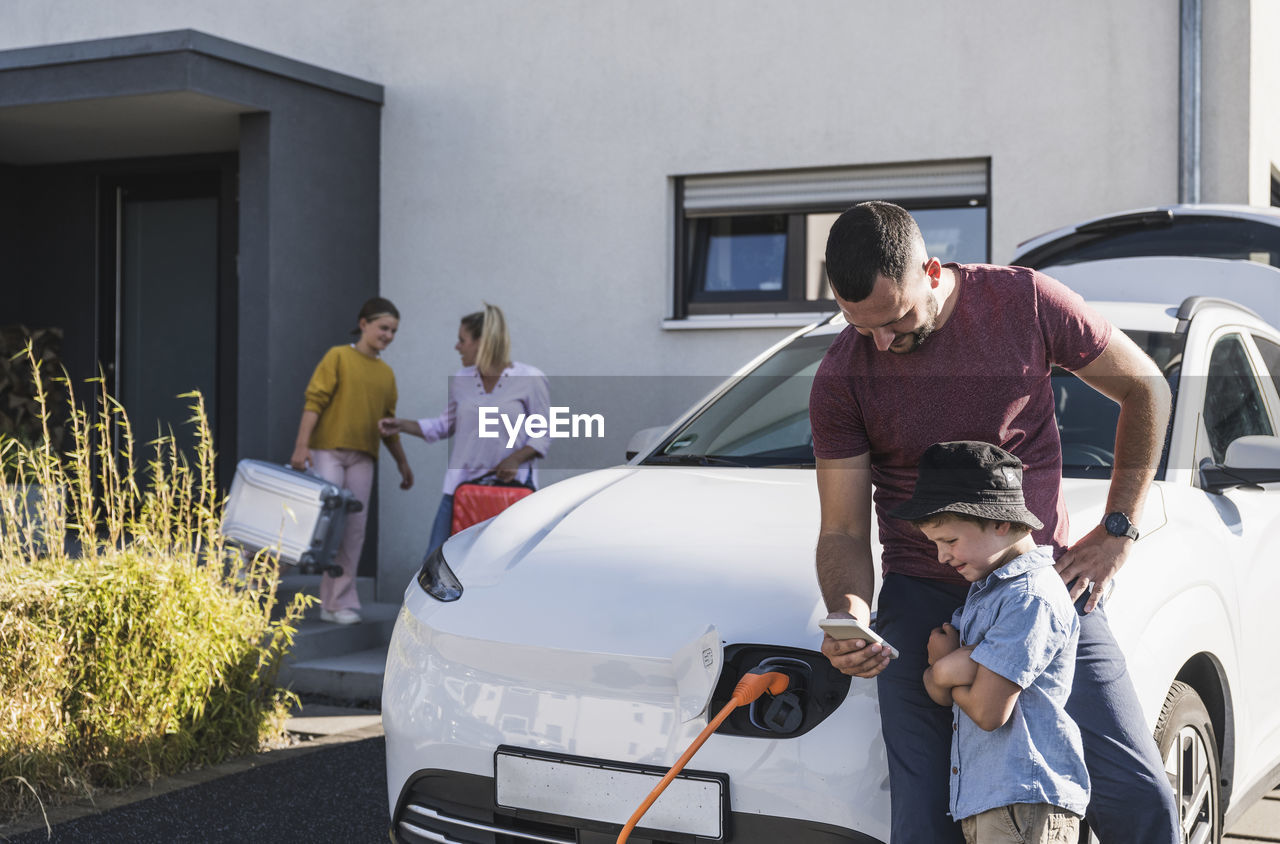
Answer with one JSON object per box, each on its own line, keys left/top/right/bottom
{"left": 220, "top": 459, "right": 363, "bottom": 576}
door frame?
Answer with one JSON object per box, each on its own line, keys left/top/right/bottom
{"left": 95, "top": 155, "right": 239, "bottom": 489}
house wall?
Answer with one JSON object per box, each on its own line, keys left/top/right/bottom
{"left": 0, "top": 0, "right": 1261, "bottom": 597}
{"left": 1251, "top": 0, "right": 1280, "bottom": 205}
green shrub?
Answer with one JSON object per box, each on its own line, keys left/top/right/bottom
{"left": 0, "top": 345, "right": 309, "bottom": 823}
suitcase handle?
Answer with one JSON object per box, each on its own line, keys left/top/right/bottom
{"left": 319, "top": 494, "right": 361, "bottom": 513}
{"left": 462, "top": 471, "right": 536, "bottom": 491}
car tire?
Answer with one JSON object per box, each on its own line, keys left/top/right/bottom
{"left": 1153, "top": 680, "right": 1222, "bottom": 844}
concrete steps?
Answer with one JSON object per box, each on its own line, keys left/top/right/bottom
{"left": 274, "top": 575, "right": 400, "bottom": 703}
{"left": 283, "top": 647, "right": 391, "bottom": 702}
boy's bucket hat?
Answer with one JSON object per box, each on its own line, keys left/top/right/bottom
{"left": 888, "top": 441, "right": 1044, "bottom": 530}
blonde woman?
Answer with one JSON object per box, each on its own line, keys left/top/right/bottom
{"left": 380, "top": 304, "right": 549, "bottom": 552}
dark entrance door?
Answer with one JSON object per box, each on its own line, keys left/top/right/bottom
{"left": 98, "top": 168, "right": 237, "bottom": 480}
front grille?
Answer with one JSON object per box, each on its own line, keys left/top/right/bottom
{"left": 391, "top": 767, "right": 881, "bottom": 844}
{"left": 399, "top": 803, "right": 574, "bottom": 844}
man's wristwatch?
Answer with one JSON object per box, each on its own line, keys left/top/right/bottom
{"left": 1102, "top": 511, "right": 1139, "bottom": 542}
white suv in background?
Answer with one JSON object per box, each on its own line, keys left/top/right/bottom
{"left": 1012, "top": 204, "right": 1280, "bottom": 273}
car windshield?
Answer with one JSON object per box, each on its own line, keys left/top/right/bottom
{"left": 644, "top": 329, "right": 1185, "bottom": 478}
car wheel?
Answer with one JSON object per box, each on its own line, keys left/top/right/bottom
{"left": 1154, "top": 680, "right": 1221, "bottom": 844}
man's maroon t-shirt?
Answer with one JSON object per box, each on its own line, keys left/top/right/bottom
{"left": 809, "top": 264, "right": 1112, "bottom": 583}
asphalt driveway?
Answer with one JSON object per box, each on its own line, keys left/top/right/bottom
{"left": 4, "top": 736, "right": 387, "bottom": 844}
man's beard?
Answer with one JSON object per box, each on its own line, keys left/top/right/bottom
{"left": 889, "top": 291, "right": 941, "bottom": 354}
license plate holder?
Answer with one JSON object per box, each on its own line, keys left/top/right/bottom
{"left": 494, "top": 746, "right": 729, "bottom": 841}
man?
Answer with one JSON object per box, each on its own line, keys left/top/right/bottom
{"left": 810, "top": 201, "right": 1179, "bottom": 843}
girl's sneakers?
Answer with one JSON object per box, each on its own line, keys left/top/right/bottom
{"left": 320, "top": 608, "right": 362, "bottom": 625}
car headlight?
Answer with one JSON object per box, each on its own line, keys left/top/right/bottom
{"left": 417, "top": 543, "right": 463, "bottom": 602}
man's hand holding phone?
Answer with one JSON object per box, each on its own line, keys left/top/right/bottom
{"left": 820, "top": 614, "right": 898, "bottom": 678}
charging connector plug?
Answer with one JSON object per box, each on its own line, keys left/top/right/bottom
{"left": 730, "top": 668, "right": 790, "bottom": 707}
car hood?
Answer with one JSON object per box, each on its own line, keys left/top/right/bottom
{"left": 437, "top": 466, "right": 824, "bottom": 658}
{"left": 431, "top": 466, "right": 1166, "bottom": 660}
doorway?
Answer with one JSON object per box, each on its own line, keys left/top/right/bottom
{"left": 97, "top": 165, "right": 238, "bottom": 484}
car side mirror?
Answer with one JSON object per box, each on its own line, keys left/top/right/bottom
{"left": 625, "top": 426, "right": 669, "bottom": 462}
{"left": 1200, "top": 435, "right": 1280, "bottom": 493}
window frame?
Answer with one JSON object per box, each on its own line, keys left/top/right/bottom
{"left": 672, "top": 162, "right": 991, "bottom": 319}
{"left": 1199, "top": 332, "right": 1276, "bottom": 465}
{"left": 1251, "top": 332, "right": 1280, "bottom": 401}
{"left": 682, "top": 212, "right": 803, "bottom": 307}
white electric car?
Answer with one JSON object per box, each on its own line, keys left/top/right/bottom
{"left": 384, "top": 248, "right": 1280, "bottom": 844}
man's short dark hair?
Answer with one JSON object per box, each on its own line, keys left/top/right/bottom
{"left": 824, "top": 201, "right": 923, "bottom": 302}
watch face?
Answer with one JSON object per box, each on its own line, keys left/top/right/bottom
{"left": 1105, "top": 513, "right": 1131, "bottom": 536}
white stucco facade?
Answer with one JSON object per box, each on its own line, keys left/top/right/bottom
{"left": 3, "top": 1, "right": 1276, "bottom": 595}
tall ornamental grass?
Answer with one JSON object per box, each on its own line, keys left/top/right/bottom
{"left": 0, "top": 346, "right": 310, "bottom": 823}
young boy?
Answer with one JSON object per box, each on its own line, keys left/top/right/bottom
{"left": 888, "top": 441, "right": 1089, "bottom": 844}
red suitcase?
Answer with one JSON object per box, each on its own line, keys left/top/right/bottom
{"left": 450, "top": 475, "right": 535, "bottom": 535}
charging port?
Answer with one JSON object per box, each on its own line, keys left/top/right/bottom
{"left": 710, "top": 645, "right": 851, "bottom": 738}
{"left": 748, "top": 656, "right": 809, "bottom": 734}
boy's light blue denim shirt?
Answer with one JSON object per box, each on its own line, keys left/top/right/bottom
{"left": 948, "top": 545, "right": 1090, "bottom": 820}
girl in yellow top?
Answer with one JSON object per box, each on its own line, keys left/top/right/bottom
{"left": 290, "top": 297, "right": 413, "bottom": 625}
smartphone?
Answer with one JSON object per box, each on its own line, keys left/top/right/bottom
{"left": 819, "top": 618, "right": 899, "bottom": 659}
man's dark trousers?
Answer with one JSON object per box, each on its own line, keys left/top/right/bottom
{"left": 874, "top": 573, "right": 1180, "bottom": 844}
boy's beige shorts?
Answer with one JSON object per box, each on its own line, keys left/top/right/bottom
{"left": 960, "top": 803, "right": 1080, "bottom": 844}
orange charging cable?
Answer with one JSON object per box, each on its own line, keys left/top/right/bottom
{"left": 616, "top": 669, "right": 790, "bottom": 844}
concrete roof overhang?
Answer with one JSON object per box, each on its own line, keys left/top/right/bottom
{"left": 0, "top": 29, "right": 384, "bottom": 165}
